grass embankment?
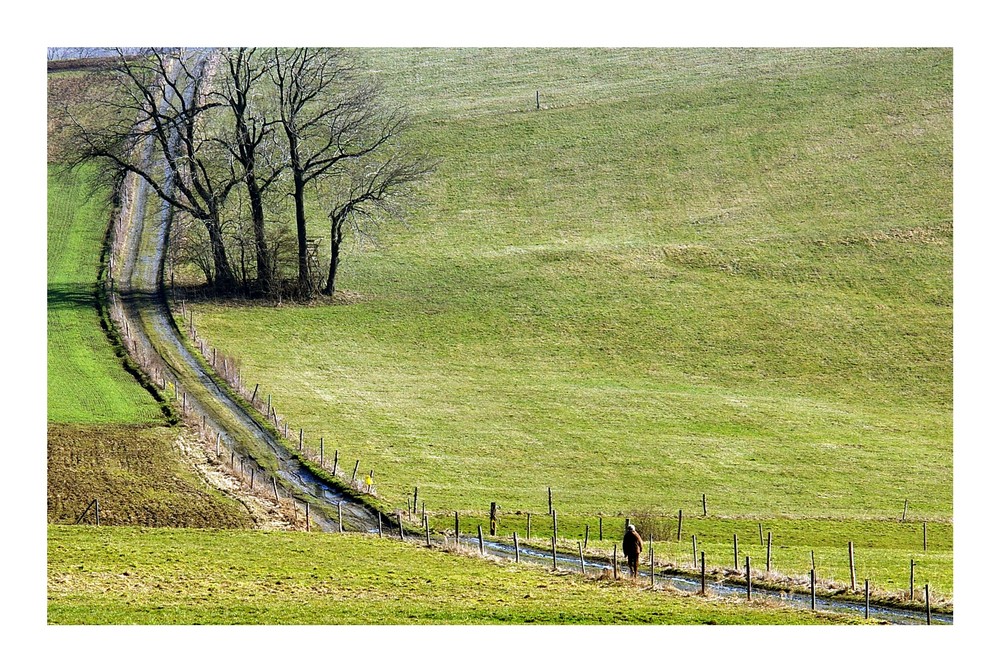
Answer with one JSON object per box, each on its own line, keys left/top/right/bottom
{"left": 47, "top": 525, "right": 863, "bottom": 624}
{"left": 187, "top": 49, "right": 952, "bottom": 594}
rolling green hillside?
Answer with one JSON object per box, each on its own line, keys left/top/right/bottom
{"left": 190, "top": 49, "right": 951, "bottom": 531}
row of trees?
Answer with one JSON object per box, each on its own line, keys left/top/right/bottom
{"left": 64, "top": 47, "right": 434, "bottom": 298}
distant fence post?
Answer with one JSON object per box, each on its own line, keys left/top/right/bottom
{"left": 702, "top": 493, "right": 707, "bottom": 517}
{"left": 551, "top": 536, "right": 557, "bottom": 570}
{"left": 578, "top": 541, "right": 585, "bottom": 574}
{"left": 767, "top": 532, "right": 772, "bottom": 572}
{"left": 865, "top": 579, "right": 870, "bottom": 619}
{"left": 333, "top": 450, "right": 339, "bottom": 477}
{"left": 650, "top": 543, "right": 655, "bottom": 589}
{"left": 902, "top": 499, "right": 908, "bottom": 522}
{"left": 584, "top": 524, "right": 589, "bottom": 549}
{"left": 425, "top": 515, "right": 431, "bottom": 547}
{"left": 378, "top": 511, "right": 383, "bottom": 538}
{"left": 352, "top": 460, "right": 360, "bottom": 483}
{"left": 398, "top": 512, "right": 405, "bottom": 540}
{"left": 478, "top": 525, "right": 485, "bottom": 555}
{"left": 700, "top": 551, "right": 706, "bottom": 595}
{"left": 514, "top": 532, "right": 520, "bottom": 563}
{"left": 599, "top": 517, "right": 603, "bottom": 541}
{"left": 849, "top": 541, "right": 856, "bottom": 591}
{"left": 692, "top": 535, "right": 697, "bottom": 567}
{"left": 613, "top": 544, "right": 618, "bottom": 580}
{"left": 320, "top": 437, "right": 324, "bottom": 466}
{"left": 490, "top": 502, "right": 497, "bottom": 535}
{"left": 746, "top": 556, "right": 751, "bottom": 600}
{"left": 552, "top": 510, "right": 557, "bottom": 541}
{"left": 305, "top": 502, "right": 310, "bottom": 532}
{"left": 548, "top": 487, "right": 552, "bottom": 514}
{"left": 455, "top": 511, "right": 459, "bottom": 546}
{"left": 810, "top": 569, "right": 816, "bottom": 609}
{"left": 338, "top": 503, "right": 344, "bottom": 533}
{"left": 677, "top": 509, "right": 683, "bottom": 541}
{"left": 910, "top": 558, "right": 915, "bottom": 600}
{"left": 526, "top": 513, "right": 531, "bottom": 540}
{"left": 733, "top": 534, "right": 739, "bottom": 569}
{"left": 925, "top": 584, "right": 931, "bottom": 625}
{"left": 923, "top": 522, "right": 928, "bottom": 551}
{"left": 759, "top": 522, "right": 764, "bottom": 545}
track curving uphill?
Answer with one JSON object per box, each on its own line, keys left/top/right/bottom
{"left": 107, "top": 49, "right": 381, "bottom": 534}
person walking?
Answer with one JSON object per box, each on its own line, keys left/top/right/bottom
{"left": 623, "top": 524, "right": 643, "bottom": 578}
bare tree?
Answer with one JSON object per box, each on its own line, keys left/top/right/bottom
{"left": 211, "top": 48, "right": 285, "bottom": 296}
{"left": 270, "top": 48, "right": 405, "bottom": 298}
{"left": 323, "top": 150, "right": 435, "bottom": 296}
{"left": 67, "top": 48, "right": 241, "bottom": 291}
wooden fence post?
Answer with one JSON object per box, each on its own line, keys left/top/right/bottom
{"left": 865, "top": 579, "right": 870, "bottom": 619}
{"left": 320, "top": 437, "right": 324, "bottom": 466}
{"left": 353, "top": 460, "right": 360, "bottom": 483}
{"left": 759, "top": 522, "right": 764, "bottom": 545}
{"left": 95, "top": 499, "right": 100, "bottom": 526}
{"left": 305, "top": 502, "right": 310, "bottom": 532}
{"left": 746, "top": 556, "right": 751, "bottom": 600}
{"left": 677, "top": 509, "right": 683, "bottom": 541}
{"left": 650, "top": 544, "right": 655, "bottom": 589}
{"left": 490, "top": 502, "right": 497, "bottom": 535}
{"left": 272, "top": 477, "right": 279, "bottom": 503}
{"left": 692, "top": 535, "right": 697, "bottom": 567}
{"left": 378, "top": 511, "right": 383, "bottom": 538}
{"left": 584, "top": 524, "right": 589, "bottom": 549}
{"left": 338, "top": 503, "right": 343, "bottom": 533}
{"left": 599, "top": 517, "right": 603, "bottom": 541}
{"left": 298, "top": 428, "right": 303, "bottom": 452}
{"left": 767, "top": 532, "right": 772, "bottom": 573}
{"left": 910, "top": 558, "right": 915, "bottom": 600}
{"left": 811, "top": 569, "right": 816, "bottom": 610}
{"left": 548, "top": 487, "right": 552, "bottom": 514}
{"left": 551, "top": 536, "right": 557, "bottom": 570}
{"left": 700, "top": 551, "right": 706, "bottom": 595}
{"left": 398, "top": 513, "right": 404, "bottom": 541}
{"left": 333, "top": 450, "right": 339, "bottom": 477}
{"left": 849, "top": 541, "right": 856, "bottom": 591}
{"left": 578, "top": 541, "right": 586, "bottom": 574}
{"left": 733, "top": 534, "right": 739, "bottom": 569}
{"left": 514, "top": 532, "right": 520, "bottom": 563}
{"left": 425, "top": 515, "right": 431, "bottom": 547}
{"left": 455, "top": 511, "right": 459, "bottom": 546}
{"left": 925, "top": 584, "right": 931, "bottom": 625}
{"left": 526, "top": 512, "right": 531, "bottom": 540}
{"left": 552, "top": 510, "right": 557, "bottom": 541}
{"left": 613, "top": 544, "right": 618, "bottom": 580}
{"left": 478, "top": 525, "right": 485, "bottom": 555}
{"left": 923, "top": 522, "right": 928, "bottom": 551}
{"left": 702, "top": 493, "right": 707, "bottom": 517}
{"left": 902, "top": 499, "right": 908, "bottom": 522}
{"left": 413, "top": 487, "right": 418, "bottom": 514}
{"left": 251, "top": 383, "right": 259, "bottom": 404}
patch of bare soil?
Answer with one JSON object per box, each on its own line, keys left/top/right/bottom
{"left": 174, "top": 428, "right": 303, "bottom": 531}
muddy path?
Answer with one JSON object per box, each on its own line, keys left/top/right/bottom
{"left": 107, "top": 49, "right": 382, "bottom": 535}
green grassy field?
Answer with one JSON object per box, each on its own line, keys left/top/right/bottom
{"left": 187, "top": 49, "right": 952, "bottom": 594}
{"left": 46, "top": 164, "right": 163, "bottom": 424}
{"left": 46, "top": 525, "right": 863, "bottom": 624}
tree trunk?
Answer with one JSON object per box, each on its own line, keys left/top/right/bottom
{"left": 205, "top": 213, "right": 237, "bottom": 291}
{"left": 322, "top": 210, "right": 346, "bottom": 296}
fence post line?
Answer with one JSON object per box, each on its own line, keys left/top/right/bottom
{"left": 514, "top": 532, "right": 520, "bottom": 563}
{"left": 849, "top": 541, "right": 856, "bottom": 591}
{"left": 299, "top": 428, "right": 303, "bottom": 452}
{"left": 215, "top": 433, "right": 221, "bottom": 457}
